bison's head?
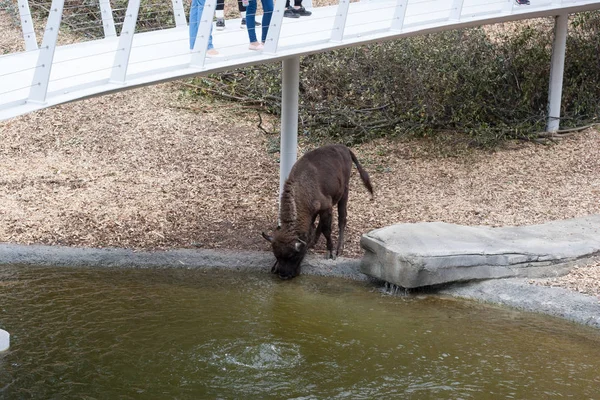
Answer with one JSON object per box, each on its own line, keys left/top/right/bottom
{"left": 261, "top": 229, "right": 308, "bottom": 280}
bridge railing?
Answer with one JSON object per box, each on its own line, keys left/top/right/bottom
{"left": 1, "top": 0, "right": 600, "bottom": 122}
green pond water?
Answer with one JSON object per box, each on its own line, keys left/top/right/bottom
{"left": 1, "top": 265, "right": 600, "bottom": 399}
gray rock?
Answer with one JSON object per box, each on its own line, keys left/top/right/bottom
{"left": 360, "top": 215, "right": 600, "bottom": 288}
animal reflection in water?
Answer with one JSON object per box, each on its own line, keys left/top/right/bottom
{"left": 262, "top": 144, "right": 373, "bottom": 280}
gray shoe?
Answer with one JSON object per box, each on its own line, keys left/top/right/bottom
{"left": 284, "top": 8, "right": 300, "bottom": 18}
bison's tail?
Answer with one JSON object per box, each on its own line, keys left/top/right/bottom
{"left": 349, "top": 150, "right": 374, "bottom": 195}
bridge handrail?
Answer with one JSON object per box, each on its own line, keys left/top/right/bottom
{"left": 2, "top": 0, "right": 600, "bottom": 121}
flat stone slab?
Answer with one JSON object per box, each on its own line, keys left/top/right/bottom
{"left": 360, "top": 215, "right": 600, "bottom": 289}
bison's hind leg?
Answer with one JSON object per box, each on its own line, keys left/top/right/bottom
{"left": 335, "top": 188, "right": 349, "bottom": 258}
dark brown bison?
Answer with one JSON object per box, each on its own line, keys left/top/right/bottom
{"left": 262, "top": 144, "right": 373, "bottom": 279}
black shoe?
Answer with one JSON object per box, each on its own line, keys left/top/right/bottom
{"left": 515, "top": 0, "right": 530, "bottom": 4}
{"left": 291, "top": 6, "right": 312, "bottom": 16}
{"left": 284, "top": 7, "right": 301, "bottom": 18}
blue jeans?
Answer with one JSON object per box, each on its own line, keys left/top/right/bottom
{"left": 189, "top": 0, "right": 214, "bottom": 50}
{"left": 246, "top": 0, "right": 273, "bottom": 43}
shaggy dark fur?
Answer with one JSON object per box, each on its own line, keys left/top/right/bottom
{"left": 262, "top": 144, "right": 373, "bottom": 279}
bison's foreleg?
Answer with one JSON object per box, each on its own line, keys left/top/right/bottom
{"left": 310, "top": 216, "right": 323, "bottom": 248}
{"left": 320, "top": 209, "right": 335, "bottom": 259}
{"left": 336, "top": 188, "right": 349, "bottom": 258}
{"left": 271, "top": 260, "right": 279, "bottom": 274}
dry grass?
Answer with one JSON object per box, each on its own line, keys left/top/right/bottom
{"left": 1, "top": 10, "right": 599, "bottom": 298}
{"left": 531, "top": 259, "right": 600, "bottom": 300}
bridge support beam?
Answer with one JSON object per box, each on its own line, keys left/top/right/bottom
{"left": 110, "top": 0, "right": 141, "bottom": 83}
{"left": 17, "top": 0, "right": 37, "bottom": 50}
{"left": 99, "top": 0, "right": 117, "bottom": 38}
{"left": 546, "top": 13, "right": 568, "bottom": 133}
{"left": 28, "top": 0, "right": 65, "bottom": 103}
{"left": 279, "top": 56, "right": 300, "bottom": 199}
{"left": 331, "top": 0, "right": 351, "bottom": 42}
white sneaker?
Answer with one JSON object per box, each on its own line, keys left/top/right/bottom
{"left": 249, "top": 42, "right": 264, "bottom": 51}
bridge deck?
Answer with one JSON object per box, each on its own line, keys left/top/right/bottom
{"left": 1, "top": 0, "right": 600, "bottom": 121}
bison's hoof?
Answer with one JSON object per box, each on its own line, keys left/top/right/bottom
{"left": 325, "top": 251, "right": 336, "bottom": 260}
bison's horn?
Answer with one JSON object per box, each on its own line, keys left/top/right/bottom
{"left": 271, "top": 260, "right": 279, "bottom": 273}
{"left": 261, "top": 232, "right": 273, "bottom": 242}
{"left": 295, "top": 239, "right": 306, "bottom": 252}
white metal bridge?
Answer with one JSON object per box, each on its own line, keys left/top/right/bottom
{"left": 2, "top": 0, "right": 600, "bottom": 188}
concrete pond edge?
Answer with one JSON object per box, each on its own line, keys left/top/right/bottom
{"left": 1, "top": 242, "right": 599, "bottom": 330}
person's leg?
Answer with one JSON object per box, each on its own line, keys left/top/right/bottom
{"left": 238, "top": 0, "right": 247, "bottom": 29}
{"left": 215, "top": 0, "right": 225, "bottom": 29}
{"left": 215, "top": 0, "right": 225, "bottom": 30}
{"left": 261, "top": 0, "right": 274, "bottom": 43}
{"left": 291, "top": 0, "right": 311, "bottom": 16}
{"left": 238, "top": 0, "right": 260, "bottom": 28}
{"left": 189, "top": 0, "right": 201, "bottom": 49}
{"left": 246, "top": 0, "right": 259, "bottom": 44}
{"left": 283, "top": 0, "right": 300, "bottom": 18}
{"left": 189, "top": 0, "right": 215, "bottom": 51}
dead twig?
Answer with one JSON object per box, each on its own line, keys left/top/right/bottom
{"left": 257, "top": 112, "right": 274, "bottom": 135}
{"left": 535, "top": 123, "right": 598, "bottom": 138}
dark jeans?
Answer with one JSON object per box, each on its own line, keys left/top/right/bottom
{"left": 246, "top": 0, "right": 273, "bottom": 42}
{"left": 216, "top": 0, "right": 247, "bottom": 12}
{"left": 285, "top": 0, "right": 303, "bottom": 7}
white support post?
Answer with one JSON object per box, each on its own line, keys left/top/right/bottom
{"left": 99, "top": 0, "right": 117, "bottom": 38}
{"left": 17, "top": 0, "right": 37, "bottom": 50}
{"left": 546, "top": 13, "right": 568, "bottom": 133}
{"left": 171, "top": 0, "right": 188, "bottom": 28}
{"left": 110, "top": 0, "right": 141, "bottom": 83}
{"left": 503, "top": 0, "right": 514, "bottom": 14}
{"left": 190, "top": 0, "right": 217, "bottom": 68}
{"left": 279, "top": 56, "right": 300, "bottom": 199}
{"left": 28, "top": 0, "right": 64, "bottom": 103}
{"left": 263, "top": 0, "right": 287, "bottom": 54}
{"left": 330, "top": 0, "right": 351, "bottom": 42}
{"left": 390, "top": 0, "right": 409, "bottom": 31}
{"left": 449, "top": 0, "right": 465, "bottom": 21}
